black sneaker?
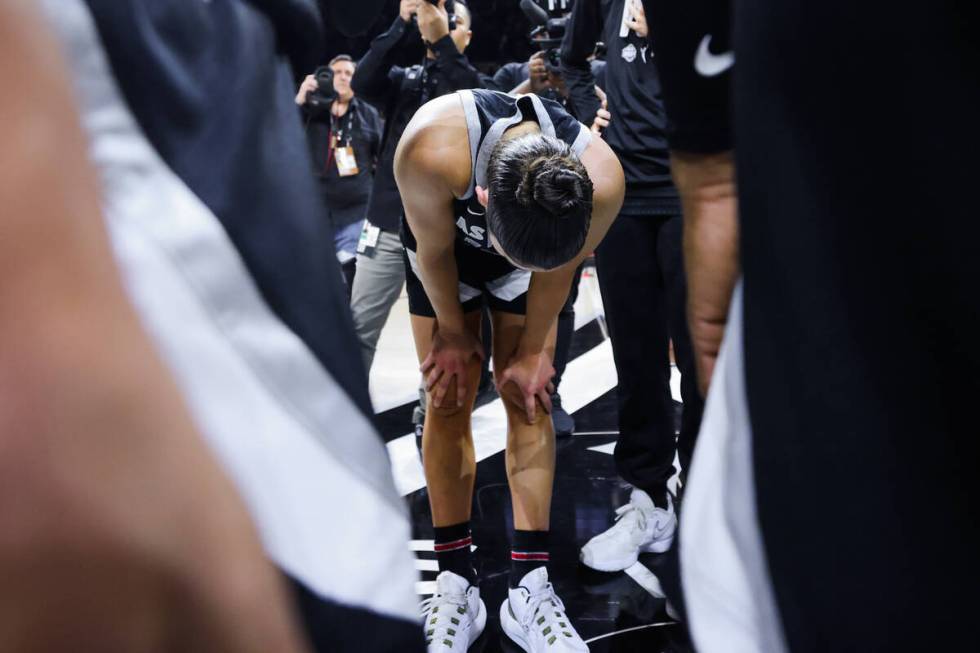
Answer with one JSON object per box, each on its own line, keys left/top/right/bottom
{"left": 551, "top": 393, "right": 574, "bottom": 438}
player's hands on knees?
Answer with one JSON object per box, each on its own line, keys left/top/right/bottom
{"left": 421, "top": 327, "right": 484, "bottom": 408}
{"left": 498, "top": 350, "right": 556, "bottom": 424}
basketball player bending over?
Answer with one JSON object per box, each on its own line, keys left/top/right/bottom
{"left": 394, "top": 89, "right": 624, "bottom": 653}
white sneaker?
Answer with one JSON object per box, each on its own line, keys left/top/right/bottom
{"left": 500, "top": 567, "right": 588, "bottom": 652}
{"left": 420, "top": 571, "right": 486, "bottom": 652}
{"left": 579, "top": 489, "right": 676, "bottom": 572}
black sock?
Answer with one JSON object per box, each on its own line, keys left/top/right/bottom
{"left": 510, "top": 530, "right": 549, "bottom": 588}
{"left": 434, "top": 522, "right": 475, "bottom": 585}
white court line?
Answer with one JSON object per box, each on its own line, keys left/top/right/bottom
{"left": 624, "top": 562, "right": 666, "bottom": 598}
{"left": 575, "top": 430, "right": 619, "bottom": 436}
{"left": 416, "top": 580, "right": 437, "bottom": 596}
{"left": 583, "top": 622, "right": 675, "bottom": 644}
{"left": 415, "top": 558, "right": 440, "bottom": 572}
{"left": 408, "top": 540, "right": 477, "bottom": 553}
{"left": 670, "top": 363, "right": 682, "bottom": 403}
{"left": 587, "top": 441, "right": 616, "bottom": 455}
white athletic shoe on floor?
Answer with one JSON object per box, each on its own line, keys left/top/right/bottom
{"left": 420, "top": 571, "right": 487, "bottom": 652}
{"left": 500, "top": 567, "right": 589, "bottom": 652}
{"left": 579, "top": 488, "right": 676, "bottom": 572}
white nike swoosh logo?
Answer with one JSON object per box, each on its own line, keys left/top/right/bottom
{"left": 466, "top": 207, "right": 485, "bottom": 216}
{"left": 694, "top": 35, "right": 734, "bottom": 77}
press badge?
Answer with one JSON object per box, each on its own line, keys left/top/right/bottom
{"left": 335, "top": 145, "right": 359, "bottom": 177}
{"left": 357, "top": 222, "right": 381, "bottom": 255}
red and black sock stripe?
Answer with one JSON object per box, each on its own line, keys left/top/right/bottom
{"left": 434, "top": 522, "right": 475, "bottom": 585}
{"left": 510, "top": 529, "right": 549, "bottom": 588}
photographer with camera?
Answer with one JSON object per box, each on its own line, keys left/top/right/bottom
{"left": 496, "top": 0, "right": 607, "bottom": 114}
{"left": 297, "top": 55, "right": 382, "bottom": 297}
{"left": 349, "top": 0, "right": 490, "bottom": 374}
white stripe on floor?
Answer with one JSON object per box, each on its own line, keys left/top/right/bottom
{"left": 583, "top": 622, "right": 675, "bottom": 644}
{"left": 624, "top": 562, "right": 667, "bottom": 598}
{"left": 587, "top": 442, "right": 617, "bottom": 455}
{"left": 415, "top": 580, "right": 437, "bottom": 596}
{"left": 415, "top": 559, "right": 440, "bottom": 572}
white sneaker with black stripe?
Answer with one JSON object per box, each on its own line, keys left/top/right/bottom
{"left": 500, "top": 567, "right": 588, "bottom": 652}
{"left": 420, "top": 571, "right": 486, "bottom": 652}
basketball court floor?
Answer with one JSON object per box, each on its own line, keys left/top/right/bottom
{"left": 370, "top": 264, "right": 691, "bottom": 652}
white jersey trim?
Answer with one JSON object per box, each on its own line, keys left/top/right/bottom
{"left": 45, "top": 0, "right": 419, "bottom": 623}
{"left": 681, "top": 282, "right": 788, "bottom": 653}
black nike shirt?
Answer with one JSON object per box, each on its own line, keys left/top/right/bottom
{"left": 561, "top": 0, "right": 680, "bottom": 216}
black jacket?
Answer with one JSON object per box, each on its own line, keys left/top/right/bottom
{"left": 352, "top": 17, "right": 491, "bottom": 232}
{"left": 560, "top": 0, "right": 679, "bottom": 215}
{"left": 302, "top": 97, "right": 383, "bottom": 228}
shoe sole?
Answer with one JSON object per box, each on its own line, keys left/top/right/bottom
{"left": 499, "top": 599, "right": 532, "bottom": 652}
{"left": 500, "top": 599, "right": 590, "bottom": 652}
{"left": 579, "top": 534, "right": 675, "bottom": 572}
{"left": 467, "top": 599, "right": 488, "bottom": 649}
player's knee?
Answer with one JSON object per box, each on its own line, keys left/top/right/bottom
{"left": 494, "top": 379, "right": 520, "bottom": 410}
{"left": 427, "top": 398, "right": 468, "bottom": 420}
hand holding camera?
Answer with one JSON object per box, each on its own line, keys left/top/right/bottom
{"left": 399, "top": 0, "right": 421, "bottom": 23}
{"left": 296, "top": 67, "right": 337, "bottom": 110}
{"left": 295, "top": 74, "right": 318, "bottom": 105}
{"left": 528, "top": 51, "right": 550, "bottom": 94}
{"left": 416, "top": 0, "right": 452, "bottom": 44}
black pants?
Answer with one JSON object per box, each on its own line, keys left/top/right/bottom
{"left": 595, "top": 213, "right": 703, "bottom": 505}
{"left": 553, "top": 262, "right": 583, "bottom": 389}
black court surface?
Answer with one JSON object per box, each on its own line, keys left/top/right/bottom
{"left": 372, "top": 270, "right": 693, "bottom": 652}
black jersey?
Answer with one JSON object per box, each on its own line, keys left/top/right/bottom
{"left": 451, "top": 89, "right": 591, "bottom": 253}
{"left": 400, "top": 90, "right": 591, "bottom": 318}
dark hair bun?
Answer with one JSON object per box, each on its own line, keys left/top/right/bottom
{"left": 515, "top": 157, "right": 592, "bottom": 218}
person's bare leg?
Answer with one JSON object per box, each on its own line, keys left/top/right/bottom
{"left": 491, "top": 312, "right": 558, "bottom": 532}
{"left": 410, "top": 312, "right": 484, "bottom": 526}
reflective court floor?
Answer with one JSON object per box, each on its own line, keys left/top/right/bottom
{"left": 371, "top": 267, "right": 693, "bottom": 652}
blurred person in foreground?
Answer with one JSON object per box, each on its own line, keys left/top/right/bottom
{"left": 644, "top": 0, "right": 979, "bottom": 651}
{"left": 0, "top": 0, "right": 424, "bottom": 651}
{"left": 297, "top": 55, "right": 383, "bottom": 298}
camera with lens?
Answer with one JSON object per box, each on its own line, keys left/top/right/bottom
{"left": 306, "top": 65, "right": 337, "bottom": 110}
{"left": 544, "top": 48, "right": 562, "bottom": 72}
{"left": 520, "top": 0, "right": 571, "bottom": 72}
{"left": 413, "top": 0, "right": 457, "bottom": 33}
